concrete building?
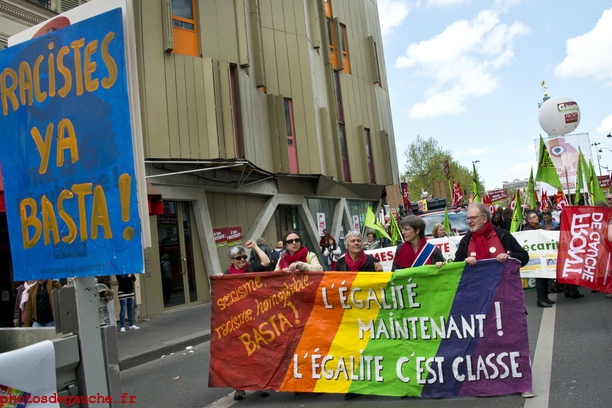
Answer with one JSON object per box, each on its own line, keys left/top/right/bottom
{"left": 0, "top": 0, "right": 398, "bottom": 322}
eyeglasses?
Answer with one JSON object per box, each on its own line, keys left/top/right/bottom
{"left": 465, "top": 215, "right": 483, "bottom": 222}
{"left": 285, "top": 238, "right": 301, "bottom": 244}
{"left": 232, "top": 255, "right": 248, "bottom": 261}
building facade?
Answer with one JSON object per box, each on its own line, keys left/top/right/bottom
{"left": 0, "top": 0, "right": 398, "bottom": 322}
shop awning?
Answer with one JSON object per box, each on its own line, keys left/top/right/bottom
{"left": 147, "top": 181, "right": 163, "bottom": 216}
{"left": 0, "top": 163, "right": 5, "bottom": 213}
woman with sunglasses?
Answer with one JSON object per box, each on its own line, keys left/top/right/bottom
{"left": 215, "top": 239, "right": 271, "bottom": 400}
{"left": 275, "top": 230, "right": 323, "bottom": 273}
{"left": 219, "top": 240, "right": 271, "bottom": 276}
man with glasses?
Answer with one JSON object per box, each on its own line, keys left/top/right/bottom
{"left": 454, "top": 203, "right": 528, "bottom": 268}
{"left": 606, "top": 193, "right": 612, "bottom": 207}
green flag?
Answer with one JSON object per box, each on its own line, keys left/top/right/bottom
{"left": 574, "top": 148, "right": 585, "bottom": 205}
{"left": 472, "top": 163, "right": 481, "bottom": 203}
{"left": 443, "top": 206, "right": 451, "bottom": 235}
{"left": 579, "top": 147, "right": 591, "bottom": 205}
{"left": 509, "top": 190, "right": 523, "bottom": 232}
{"left": 535, "top": 135, "right": 563, "bottom": 191}
{"left": 389, "top": 211, "right": 403, "bottom": 245}
{"left": 526, "top": 167, "right": 536, "bottom": 210}
{"left": 588, "top": 159, "right": 607, "bottom": 204}
{"left": 365, "top": 206, "right": 391, "bottom": 241}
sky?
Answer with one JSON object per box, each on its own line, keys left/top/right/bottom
{"left": 378, "top": 0, "right": 612, "bottom": 191}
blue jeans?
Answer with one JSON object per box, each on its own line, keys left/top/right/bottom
{"left": 33, "top": 321, "right": 55, "bottom": 327}
{"left": 119, "top": 297, "right": 135, "bottom": 328}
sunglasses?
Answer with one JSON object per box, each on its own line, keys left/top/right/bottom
{"left": 232, "top": 255, "right": 248, "bottom": 261}
{"left": 285, "top": 238, "right": 301, "bottom": 245}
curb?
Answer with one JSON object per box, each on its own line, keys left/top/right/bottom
{"left": 119, "top": 332, "right": 212, "bottom": 371}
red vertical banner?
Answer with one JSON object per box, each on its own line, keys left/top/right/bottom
{"left": 556, "top": 206, "right": 612, "bottom": 293}
{"left": 400, "top": 182, "right": 411, "bottom": 209}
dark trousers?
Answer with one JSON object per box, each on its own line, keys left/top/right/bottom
{"left": 564, "top": 284, "right": 581, "bottom": 297}
{"left": 536, "top": 278, "right": 549, "bottom": 300}
{"left": 163, "top": 277, "right": 172, "bottom": 303}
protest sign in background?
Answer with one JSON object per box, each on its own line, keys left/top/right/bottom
{"left": 364, "top": 230, "right": 560, "bottom": 280}
{"left": 556, "top": 206, "right": 612, "bottom": 293}
{"left": 209, "top": 259, "right": 532, "bottom": 397}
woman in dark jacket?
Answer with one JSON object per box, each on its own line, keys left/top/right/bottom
{"left": 334, "top": 231, "right": 382, "bottom": 272}
{"left": 392, "top": 215, "right": 445, "bottom": 271}
{"left": 116, "top": 274, "right": 139, "bottom": 332}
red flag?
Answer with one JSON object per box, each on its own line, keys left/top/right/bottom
{"left": 452, "top": 178, "right": 463, "bottom": 206}
{"left": 400, "top": 182, "right": 411, "bottom": 211}
{"left": 541, "top": 190, "right": 550, "bottom": 211}
{"left": 508, "top": 191, "right": 517, "bottom": 210}
{"left": 553, "top": 190, "right": 567, "bottom": 211}
{"left": 482, "top": 193, "right": 495, "bottom": 215}
{"left": 556, "top": 206, "right": 612, "bottom": 293}
{"left": 468, "top": 192, "right": 474, "bottom": 204}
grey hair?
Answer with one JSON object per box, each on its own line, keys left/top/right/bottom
{"left": 256, "top": 237, "right": 266, "bottom": 246}
{"left": 468, "top": 203, "right": 491, "bottom": 222}
{"left": 227, "top": 245, "right": 246, "bottom": 260}
{"left": 344, "top": 230, "right": 362, "bottom": 245}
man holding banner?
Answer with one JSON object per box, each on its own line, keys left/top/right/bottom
{"left": 455, "top": 203, "right": 528, "bottom": 268}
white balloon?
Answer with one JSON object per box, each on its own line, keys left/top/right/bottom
{"left": 538, "top": 96, "right": 580, "bottom": 136}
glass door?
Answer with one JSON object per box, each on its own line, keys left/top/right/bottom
{"left": 157, "top": 201, "right": 197, "bottom": 308}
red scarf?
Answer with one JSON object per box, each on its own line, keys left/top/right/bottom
{"left": 470, "top": 222, "right": 495, "bottom": 259}
{"left": 395, "top": 239, "right": 430, "bottom": 268}
{"left": 228, "top": 264, "right": 248, "bottom": 275}
{"left": 343, "top": 251, "right": 367, "bottom": 271}
{"left": 279, "top": 246, "right": 308, "bottom": 269}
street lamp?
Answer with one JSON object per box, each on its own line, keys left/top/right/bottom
{"left": 591, "top": 142, "right": 602, "bottom": 176}
{"left": 599, "top": 148, "right": 612, "bottom": 179}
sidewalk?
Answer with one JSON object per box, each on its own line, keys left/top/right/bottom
{"left": 116, "top": 303, "right": 211, "bottom": 371}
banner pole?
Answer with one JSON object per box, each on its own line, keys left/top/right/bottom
{"left": 564, "top": 169, "right": 572, "bottom": 205}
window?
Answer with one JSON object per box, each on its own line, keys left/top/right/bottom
{"left": 339, "top": 24, "right": 350, "bottom": 73}
{"left": 364, "top": 128, "right": 375, "bottom": 183}
{"left": 333, "top": 71, "right": 343, "bottom": 121}
{"left": 284, "top": 99, "right": 299, "bottom": 173}
{"left": 323, "top": 1, "right": 350, "bottom": 73}
{"left": 334, "top": 71, "right": 350, "bottom": 182}
{"left": 230, "top": 65, "right": 241, "bottom": 158}
{"left": 339, "top": 123, "right": 351, "bottom": 182}
{"left": 172, "top": 0, "right": 198, "bottom": 57}
{"left": 27, "top": 0, "right": 50, "bottom": 8}
{"left": 372, "top": 40, "right": 382, "bottom": 87}
{"left": 323, "top": 0, "right": 338, "bottom": 70}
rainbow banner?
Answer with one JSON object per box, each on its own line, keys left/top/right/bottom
{"left": 209, "top": 259, "right": 532, "bottom": 397}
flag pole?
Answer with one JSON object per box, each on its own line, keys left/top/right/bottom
{"left": 564, "top": 169, "right": 571, "bottom": 206}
